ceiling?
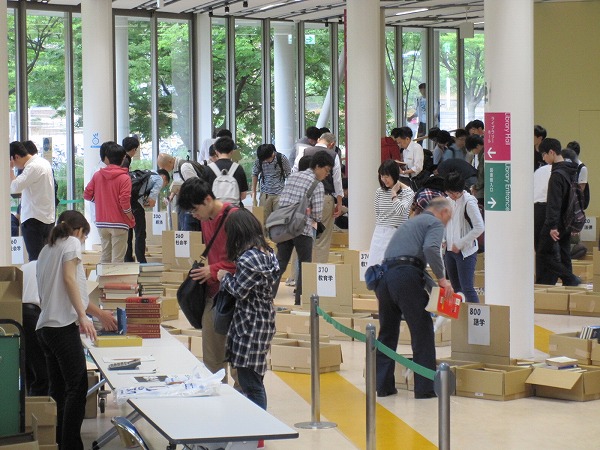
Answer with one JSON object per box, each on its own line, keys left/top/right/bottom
{"left": 23, "top": 0, "right": 588, "bottom": 27}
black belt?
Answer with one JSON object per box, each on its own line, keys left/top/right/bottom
{"left": 383, "top": 256, "right": 425, "bottom": 271}
{"left": 23, "top": 303, "right": 41, "bottom": 311}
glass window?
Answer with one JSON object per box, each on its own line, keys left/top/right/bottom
{"left": 8, "top": 8, "right": 16, "bottom": 142}
{"left": 384, "top": 26, "right": 396, "bottom": 133}
{"left": 157, "top": 19, "right": 192, "bottom": 160}
{"left": 212, "top": 18, "right": 227, "bottom": 137}
{"left": 464, "top": 31, "right": 485, "bottom": 123}
{"left": 402, "top": 28, "right": 427, "bottom": 138}
{"left": 72, "top": 14, "right": 84, "bottom": 214}
{"left": 436, "top": 29, "right": 458, "bottom": 131}
{"left": 304, "top": 24, "right": 330, "bottom": 129}
{"left": 337, "top": 25, "right": 346, "bottom": 158}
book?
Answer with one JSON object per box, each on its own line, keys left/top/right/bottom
{"left": 545, "top": 356, "right": 578, "bottom": 367}
{"left": 104, "top": 292, "right": 140, "bottom": 300}
{"left": 127, "top": 318, "right": 162, "bottom": 324}
{"left": 98, "top": 274, "right": 139, "bottom": 288}
{"left": 102, "top": 283, "right": 139, "bottom": 291}
{"left": 125, "top": 296, "right": 160, "bottom": 303}
{"left": 96, "top": 262, "right": 140, "bottom": 276}
{"left": 139, "top": 263, "right": 165, "bottom": 273}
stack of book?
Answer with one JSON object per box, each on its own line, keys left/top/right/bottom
{"left": 580, "top": 325, "right": 600, "bottom": 340}
{"left": 138, "top": 263, "right": 166, "bottom": 297}
{"left": 544, "top": 356, "right": 580, "bottom": 370}
{"left": 125, "top": 296, "right": 161, "bottom": 339}
{"left": 97, "top": 263, "right": 140, "bottom": 310}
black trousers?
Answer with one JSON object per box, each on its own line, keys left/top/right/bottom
{"left": 375, "top": 265, "right": 435, "bottom": 396}
{"left": 22, "top": 304, "right": 49, "bottom": 396}
{"left": 21, "top": 218, "right": 54, "bottom": 261}
{"left": 536, "top": 225, "right": 577, "bottom": 286}
{"left": 273, "top": 234, "right": 313, "bottom": 305}
{"left": 125, "top": 204, "right": 147, "bottom": 263}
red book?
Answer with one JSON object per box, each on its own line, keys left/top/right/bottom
{"left": 103, "top": 283, "right": 139, "bottom": 291}
{"left": 125, "top": 296, "right": 159, "bottom": 303}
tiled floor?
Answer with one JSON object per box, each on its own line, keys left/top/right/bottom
{"left": 82, "top": 284, "right": 600, "bottom": 450}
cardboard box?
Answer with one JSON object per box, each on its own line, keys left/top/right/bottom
{"left": 270, "top": 340, "right": 342, "bottom": 374}
{"left": 526, "top": 365, "right": 600, "bottom": 401}
{"left": 342, "top": 250, "right": 370, "bottom": 295}
{"left": 275, "top": 311, "right": 311, "bottom": 334}
{"left": 594, "top": 248, "right": 600, "bottom": 275}
{"left": 161, "top": 230, "right": 204, "bottom": 271}
{"left": 548, "top": 332, "right": 592, "bottom": 365}
{"left": 31, "top": 416, "right": 55, "bottom": 446}
{"left": 93, "top": 335, "right": 143, "bottom": 347}
{"left": 0, "top": 267, "right": 23, "bottom": 325}
{"left": 161, "top": 270, "right": 188, "bottom": 284}
{"left": 451, "top": 304, "right": 510, "bottom": 362}
{"left": 25, "top": 397, "right": 56, "bottom": 428}
{"left": 160, "top": 297, "right": 179, "bottom": 321}
{"left": 173, "top": 334, "right": 191, "bottom": 349}
{"left": 249, "top": 205, "right": 264, "bottom": 226}
{"left": 274, "top": 332, "right": 330, "bottom": 343}
{"left": 572, "top": 262, "right": 594, "bottom": 282}
{"left": 473, "top": 270, "right": 485, "bottom": 288}
{"left": 534, "top": 290, "right": 570, "bottom": 315}
{"left": 327, "top": 252, "right": 344, "bottom": 264}
{"left": 301, "top": 263, "right": 353, "bottom": 314}
{"left": 353, "top": 315, "right": 379, "bottom": 336}
{"left": 591, "top": 341, "right": 600, "bottom": 366}
{"left": 569, "top": 292, "right": 600, "bottom": 316}
{"left": 0, "top": 441, "right": 39, "bottom": 450}
{"left": 330, "top": 231, "right": 349, "bottom": 248}
{"left": 85, "top": 372, "right": 99, "bottom": 419}
{"left": 352, "top": 295, "right": 378, "bottom": 313}
{"left": 318, "top": 313, "right": 369, "bottom": 341}
{"left": 39, "top": 445, "right": 57, "bottom": 450}
{"left": 189, "top": 336, "right": 203, "bottom": 358}
{"left": 455, "top": 364, "right": 533, "bottom": 401}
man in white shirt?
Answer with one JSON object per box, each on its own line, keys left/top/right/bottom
{"left": 10, "top": 141, "right": 55, "bottom": 261}
{"left": 396, "top": 126, "right": 424, "bottom": 184}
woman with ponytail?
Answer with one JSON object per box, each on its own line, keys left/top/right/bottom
{"left": 36, "top": 210, "right": 117, "bottom": 450}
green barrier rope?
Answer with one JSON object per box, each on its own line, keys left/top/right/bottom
{"left": 316, "top": 305, "right": 436, "bottom": 381}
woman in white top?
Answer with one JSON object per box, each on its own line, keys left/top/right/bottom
{"left": 367, "top": 160, "right": 414, "bottom": 267}
{"left": 443, "top": 172, "right": 485, "bottom": 303}
{"left": 36, "top": 211, "right": 116, "bottom": 450}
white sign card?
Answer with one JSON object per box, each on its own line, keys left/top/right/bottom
{"left": 359, "top": 251, "right": 369, "bottom": 281}
{"left": 467, "top": 304, "right": 490, "bottom": 346}
{"left": 316, "top": 264, "right": 336, "bottom": 297}
{"left": 174, "top": 231, "right": 191, "bottom": 258}
{"left": 580, "top": 216, "right": 596, "bottom": 242}
{"left": 152, "top": 212, "right": 167, "bottom": 236}
{"left": 11, "top": 237, "right": 25, "bottom": 265}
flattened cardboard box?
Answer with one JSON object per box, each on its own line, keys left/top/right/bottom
{"left": 301, "top": 263, "right": 353, "bottom": 314}
{"left": 161, "top": 230, "right": 205, "bottom": 271}
{"left": 548, "top": 332, "right": 592, "bottom": 365}
{"left": 455, "top": 363, "right": 533, "bottom": 401}
{"left": 569, "top": 292, "right": 600, "bottom": 316}
{"left": 526, "top": 365, "right": 600, "bottom": 401}
{"left": 0, "top": 266, "right": 23, "bottom": 325}
{"left": 451, "top": 304, "right": 510, "bottom": 358}
{"left": 270, "top": 340, "right": 342, "bottom": 374}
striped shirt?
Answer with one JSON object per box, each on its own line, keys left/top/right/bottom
{"left": 252, "top": 152, "right": 291, "bottom": 195}
{"left": 278, "top": 169, "right": 324, "bottom": 237}
{"left": 374, "top": 187, "right": 414, "bottom": 228}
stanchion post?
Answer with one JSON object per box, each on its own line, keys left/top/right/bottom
{"left": 294, "top": 294, "right": 336, "bottom": 430}
{"left": 365, "top": 324, "right": 376, "bottom": 450}
{"left": 166, "top": 200, "right": 173, "bottom": 231}
{"left": 437, "top": 362, "right": 451, "bottom": 450}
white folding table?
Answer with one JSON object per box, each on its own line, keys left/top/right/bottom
{"left": 85, "top": 329, "right": 298, "bottom": 449}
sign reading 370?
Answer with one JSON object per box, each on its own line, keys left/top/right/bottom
{"left": 485, "top": 162, "right": 511, "bottom": 212}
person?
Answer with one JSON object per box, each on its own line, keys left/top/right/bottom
{"left": 251, "top": 143, "right": 291, "bottom": 226}
{"left": 411, "top": 175, "right": 446, "bottom": 216}
{"left": 536, "top": 138, "right": 581, "bottom": 286}
{"left": 374, "top": 197, "right": 454, "bottom": 399}
{"left": 290, "top": 126, "right": 321, "bottom": 172}
{"left": 198, "top": 129, "right": 232, "bottom": 163}
{"left": 433, "top": 129, "right": 452, "bottom": 166}
{"left": 381, "top": 127, "right": 404, "bottom": 162}
{"left": 533, "top": 151, "right": 553, "bottom": 267}
{"left": 407, "top": 82, "right": 427, "bottom": 138}
{"left": 121, "top": 135, "right": 140, "bottom": 169}
{"left": 217, "top": 209, "right": 278, "bottom": 412}
{"left": 124, "top": 169, "right": 170, "bottom": 263}
{"left": 21, "top": 140, "right": 60, "bottom": 209}
{"left": 21, "top": 260, "right": 49, "bottom": 396}
{"left": 36, "top": 210, "right": 117, "bottom": 450}
{"left": 84, "top": 142, "right": 135, "bottom": 263}
{"left": 466, "top": 134, "right": 485, "bottom": 207}
{"left": 367, "top": 160, "right": 414, "bottom": 267}
{"left": 177, "top": 178, "right": 239, "bottom": 384}
{"left": 566, "top": 141, "right": 589, "bottom": 200}
{"left": 443, "top": 172, "right": 484, "bottom": 303}
{"left": 534, "top": 125, "right": 547, "bottom": 171}
{"left": 450, "top": 129, "right": 468, "bottom": 160}
{"left": 395, "top": 126, "right": 424, "bottom": 187}
{"left": 300, "top": 133, "right": 344, "bottom": 263}
{"left": 9, "top": 141, "right": 55, "bottom": 261}
{"left": 157, "top": 152, "right": 205, "bottom": 231}
{"left": 205, "top": 136, "right": 249, "bottom": 205}
{"left": 334, "top": 177, "right": 349, "bottom": 230}
{"left": 468, "top": 119, "right": 484, "bottom": 136}
{"left": 436, "top": 157, "right": 478, "bottom": 189}
{"left": 272, "top": 150, "right": 332, "bottom": 305}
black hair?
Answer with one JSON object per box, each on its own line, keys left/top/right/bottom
{"left": 566, "top": 141, "right": 581, "bottom": 156}
{"left": 298, "top": 155, "right": 312, "bottom": 171}
{"left": 418, "top": 82, "right": 426, "bottom": 90}
{"left": 319, "top": 127, "right": 331, "bottom": 135}
{"left": 397, "top": 126, "right": 413, "bottom": 139}
{"left": 256, "top": 144, "right": 276, "bottom": 163}
{"left": 534, "top": 125, "right": 547, "bottom": 140}
{"left": 342, "top": 177, "right": 348, "bottom": 190}
{"left": 455, "top": 129, "right": 468, "bottom": 139}
{"left": 539, "top": 138, "right": 561, "bottom": 155}
{"left": 465, "top": 135, "right": 483, "bottom": 151}
{"left": 390, "top": 128, "right": 402, "bottom": 139}
{"left": 306, "top": 126, "right": 322, "bottom": 141}
{"left": 216, "top": 129, "right": 232, "bottom": 138}
{"left": 177, "top": 177, "right": 215, "bottom": 211}
{"left": 208, "top": 144, "right": 216, "bottom": 158}
{"left": 378, "top": 160, "right": 400, "bottom": 190}
{"left": 225, "top": 209, "right": 271, "bottom": 261}
{"left": 428, "top": 127, "right": 440, "bottom": 140}
{"left": 309, "top": 150, "right": 334, "bottom": 169}
{"left": 49, "top": 210, "right": 90, "bottom": 247}
{"left": 157, "top": 168, "right": 170, "bottom": 183}
{"left": 214, "top": 136, "right": 236, "bottom": 154}
{"left": 471, "top": 119, "right": 484, "bottom": 130}
{"left": 443, "top": 171, "right": 466, "bottom": 193}
{"left": 22, "top": 141, "right": 38, "bottom": 155}
{"left": 436, "top": 130, "right": 451, "bottom": 145}
{"left": 122, "top": 136, "right": 140, "bottom": 153}
{"left": 561, "top": 148, "right": 577, "bottom": 163}
{"left": 465, "top": 121, "right": 474, "bottom": 134}
{"left": 102, "top": 141, "right": 126, "bottom": 165}
{"left": 10, "top": 141, "right": 28, "bottom": 158}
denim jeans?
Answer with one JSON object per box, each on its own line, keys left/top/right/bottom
{"left": 37, "top": 323, "right": 88, "bottom": 450}
{"left": 444, "top": 251, "right": 479, "bottom": 303}
{"left": 237, "top": 367, "right": 267, "bottom": 410}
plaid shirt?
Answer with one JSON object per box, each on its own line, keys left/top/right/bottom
{"left": 278, "top": 169, "right": 324, "bottom": 237}
{"left": 252, "top": 152, "right": 291, "bottom": 195}
{"left": 220, "top": 248, "right": 279, "bottom": 375}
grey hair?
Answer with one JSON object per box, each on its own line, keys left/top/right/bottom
{"left": 426, "top": 197, "right": 452, "bottom": 213}
{"left": 319, "top": 132, "right": 336, "bottom": 145}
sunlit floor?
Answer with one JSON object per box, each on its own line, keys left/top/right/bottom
{"left": 82, "top": 284, "right": 600, "bottom": 450}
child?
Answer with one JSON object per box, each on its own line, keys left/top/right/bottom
{"left": 217, "top": 209, "right": 279, "bottom": 411}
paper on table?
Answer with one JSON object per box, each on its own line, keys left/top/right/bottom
{"left": 102, "top": 355, "right": 155, "bottom": 363}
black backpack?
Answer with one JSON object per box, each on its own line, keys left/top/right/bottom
{"left": 129, "top": 169, "right": 153, "bottom": 203}
{"left": 557, "top": 170, "right": 586, "bottom": 234}
{"left": 576, "top": 163, "right": 590, "bottom": 210}
{"left": 258, "top": 152, "right": 286, "bottom": 182}
{"left": 177, "top": 158, "right": 207, "bottom": 181}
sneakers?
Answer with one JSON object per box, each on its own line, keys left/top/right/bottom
{"left": 285, "top": 279, "right": 296, "bottom": 287}
{"left": 414, "top": 391, "right": 437, "bottom": 399}
{"left": 257, "top": 439, "right": 265, "bottom": 448}
{"left": 376, "top": 388, "right": 398, "bottom": 398}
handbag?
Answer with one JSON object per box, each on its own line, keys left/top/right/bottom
{"left": 212, "top": 289, "right": 237, "bottom": 335}
{"left": 176, "top": 206, "right": 233, "bottom": 329}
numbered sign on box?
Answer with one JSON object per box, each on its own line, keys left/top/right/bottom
{"left": 359, "top": 251, "right": 369, "bottom": 281}
{"left": 11, "top": 236, "right": 25, "bottom": 265}
{"left": 152, "top": 212, "right": 167, "bottom": 236}
{"left": 316, "top": 264, "right": 336, "bottom": 297}
{"left": 580, "top": 216, "right": 596, "bottom": 242}
{"left": 174, "top": 231, "right": 191, "bottom": 258}
{"left": 467, "top": 304, "right": 491, "bottom": 346}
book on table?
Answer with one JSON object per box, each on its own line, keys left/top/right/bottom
{"left": 96, "top": 262, "right": 140, "bottom": 276}
{"left": 545, "top": 356, "right": 578, "bottom": 368}
{"left": 139, "top": 263, "right": 165, "bottom": 273}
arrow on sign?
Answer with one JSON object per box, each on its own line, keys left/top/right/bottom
{"left": 487, "top": 147, "right": 496, "bottom": 158}
{"left": 487, "top": 198, "right": 497, "bottom": 208}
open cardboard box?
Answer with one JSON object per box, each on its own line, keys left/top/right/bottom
{"left": 569, "top": 291, "right": 600, "bottom": 316}
{"left": 270, "top": 340, "right": 342, "bottom": 374}
{"left": 548, "top": 332, "right": 592, "bottom": 365}
{"left": 301, "top": 263, "right": 354, "bottom": 314}
{"left": 0, "top": 266, "right": 23, "bottom": 325}
{"left": 526, "top": 365, "right": 600, "bottom": 401}
{"left": 455, "top": 363, "right": 533, "bottom": 401}
{"left": 534, "top": 289, "right": 570, "bottom": 315}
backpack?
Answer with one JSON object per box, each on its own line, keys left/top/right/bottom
{"left": 177, "top": 158, "right": 207, "bottom": 181}
{"left": 557, "top": 170, "right": 586, "bottom": 234}
{"left": 129, "top": 169, "right": 153, "bottom": 203}
{"left": 464, "top": 200, "right": 485, "bottom": 253}
{"left": 209, "top": 161, "right": 240, "bottom": 204}
{"left": 381, "top": 137, "right": 401, "bottom": 162}
{"left": 266, "top": 179, "right": 320, "bottom": 243}
{"left": 422, "top": 148, "right": 435, "bottom": 174}
{"left": 258, "top": 152, "right": 286, "bottom": 182}
{"left": 576, "top": 163, "right": 590, "bottom": 210}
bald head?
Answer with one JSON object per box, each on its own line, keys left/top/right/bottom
{"left": 157, "top": 153, "right": 175, "bottom": 172}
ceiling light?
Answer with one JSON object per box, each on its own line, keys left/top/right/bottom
{"left": 395, "top": 8, "right": 428, "bottom": 17}
{"left": 209, "top": 10, "right": 214, "bottom": 17}
{"left": 474, "top": 21, "right": 484, "bottom": 25}
{"left": 225, "top": 5, "right": 230, "bottom": 13}
{"left": 243, "top": 1, "right": 249, "bottom": 7}
{"left": 260, "top": 3, "right": 284, "bottom": 11}
{"left": 157, "top": 0, "right": 164, "bottom": 8}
